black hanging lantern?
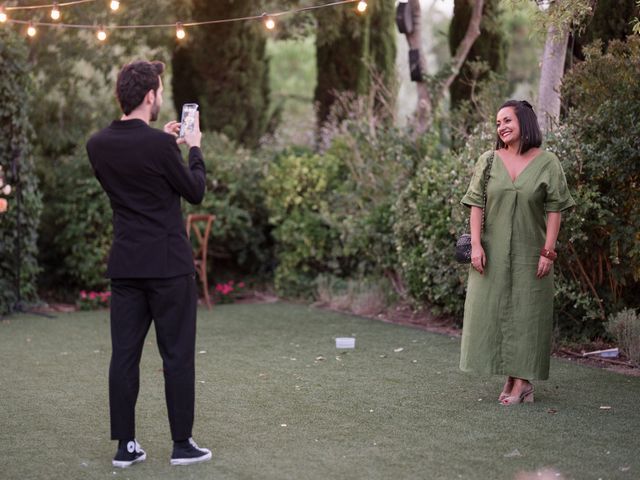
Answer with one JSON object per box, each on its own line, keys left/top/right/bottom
{"left": 396, "top": 1, "right": 413, "bottom": 34}
{"left": 409, "top": 49, "right": 422, "bottom": 82}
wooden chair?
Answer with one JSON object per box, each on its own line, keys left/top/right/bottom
{"left": 186, "top": 214, "right": 215, "bottom": 309}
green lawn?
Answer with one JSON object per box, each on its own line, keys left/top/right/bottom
{"left": 1, "top": 303, "right": 638, "bottom": 480}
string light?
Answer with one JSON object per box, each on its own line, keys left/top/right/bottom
{"left": 51, "top": 2, "right": 61, "bottom": 20}
{"left": 110, "top": 0, "right": 120, "bottom": 11}
{"left": 96, "top": 24, "right": 107, "bottom": 41}
{"left": 262, "top": 13, "right": 275, "bottom": 31}
{"left": 175, "top": 22, "right": 185, "bottom": 39}
{"left": 3, "top": 0, "right": 365, "bottom": 41}
{"left": 6, "top": 0, "right": 98, "bottom": 12}
{"left": 27, "top": 21, "right": 37, "bottom": 37}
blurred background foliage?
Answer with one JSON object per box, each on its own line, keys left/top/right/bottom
{"left": 0, "top": 0, "right": 638, "bottom": 345}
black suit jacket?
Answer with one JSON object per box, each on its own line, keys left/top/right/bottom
{"left": 86, "top": 119, "right": 206, "bottom": 279}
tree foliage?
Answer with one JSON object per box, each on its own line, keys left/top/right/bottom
{"left": 0, "top": 30, "right": 43, "bottom": 314}
{"left": 314, "top": 0, "right": 396, "bottom": 128}
{"left": 172, "top": 0, "right": 272, "bottom": 148}
{"left": 448, "top": 0, "right": 507, "bottom": 111}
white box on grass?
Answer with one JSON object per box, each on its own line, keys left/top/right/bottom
{"left": 336, "top": 337, "right": 355, "bottom": 349}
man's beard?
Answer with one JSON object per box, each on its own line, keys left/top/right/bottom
{"left": 150, "top": 99, "right": 160, "bottom": 122}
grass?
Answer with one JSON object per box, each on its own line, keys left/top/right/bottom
{"left": 1, "top": 303, "right": 639, "bottom": 480}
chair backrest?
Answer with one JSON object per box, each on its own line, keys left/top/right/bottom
{"left": 186, "top": 214, "right": 215, "bottom": 263}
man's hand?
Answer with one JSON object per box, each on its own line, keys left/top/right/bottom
{"left": 177, "top": 112, "right": 202, "bottom": 149}
{"left": 164, "top": 120, "right": 180, "bottom": 137}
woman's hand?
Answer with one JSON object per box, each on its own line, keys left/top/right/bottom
{"left": 471, "top": 244, "right": 486, "bottom": 275}
{"left": 536, "top": 256, "right": 553, "bottom": 278}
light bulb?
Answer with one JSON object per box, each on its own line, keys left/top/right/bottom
{"left": 262, "top": 13, "right": 275, "bottom": 31}
{"left": 27, "top": 22, "right": 37, "bottom": 37}
{"left": 176, "top": 23, "right": 186, "bottom": 40}
{"left": 0, "top": 7, "right": 7, "bottom": 23}
{"left": 356, "top": 1, "right": 367, "bottom": 13}
{"left": 110, "top": 0, "right": 120, "bottom": 11}
{"left": 97, "top": 26, "right": 107, "bottom": 41}
{"left": 51, "top": 3, "right": 61, "bottom": 20}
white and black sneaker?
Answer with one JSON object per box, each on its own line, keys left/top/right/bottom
{"left": 170, "top": 437, "right": 212, "bottom": 466}
{"left": 112, "top": 439, "right": 146, "bottom": 468}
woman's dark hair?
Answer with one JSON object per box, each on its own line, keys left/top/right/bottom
{"left": 116, "top": 60, "right": 165, "bottom": 115}
{"left": 495, "top": 100, "right": 542, "bottom": 154}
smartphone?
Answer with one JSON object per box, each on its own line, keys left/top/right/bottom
{"left": 179, "top": 103, "right": 199, "bottom": 138}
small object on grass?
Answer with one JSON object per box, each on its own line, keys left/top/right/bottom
{"left": 336, "top": 337, "right": 355, "bottom": 349}
{"left": 503, "top": 448, "right": 522, "bottom": 458}
{"left": 280, "top": 423, "right": 287, "bottom": 427}
{"left": 547, "top": 408, "right": 558, "bottom": 414}
{"left": 599, "top": 405, "right": 612, "bottom": 410}
{"left": 582, "top": 348, "right": 619, "bottom": 358}
{"left": 394, "top": 347, "right": 404, "bottom": 353}
{"left": 315, "top": 355, "right": 325, "bottom": 361}
{"left": 379, "top": 354, "right": 387, "bottom": 358}
{"left": 198, "top": 350, "right": 206, "bottom": 354}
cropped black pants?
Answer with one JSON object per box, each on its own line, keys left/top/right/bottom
{"left": 109, "top": 274, "right": 197, "bottom": 441}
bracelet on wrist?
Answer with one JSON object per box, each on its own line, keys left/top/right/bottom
{"left": 540, "top": 248, "right": 557, "bottom": 261}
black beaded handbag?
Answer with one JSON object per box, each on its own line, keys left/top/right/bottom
{"left": 455, "top": 152, "right": 494, "bottom": 264}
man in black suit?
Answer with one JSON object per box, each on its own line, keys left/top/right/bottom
{"left": 86, "top": 60, "right": 211, "bottom": 468}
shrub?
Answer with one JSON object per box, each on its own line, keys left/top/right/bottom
{"left": 265, "top": 96, "right": 419, "bottom": 298}
{"left": 264, "top": 149, "right": 345, "bottom": 297}
{"left": 607, "top": 309, "right": 640, "bottom": 366}
{"left": 183, "top": 133, "right": 273, "bottom": 277}
{"left": 546, "top": 37, "right": 640, "bottom": 338}
{"left": 394, "top": 130, "right": 489, "bottom": 318}
{"left": 38, "top": 145, "right": 112, "bottom": 293}
{"left": 0, "top": 30, "right": 43, "bottom": 314}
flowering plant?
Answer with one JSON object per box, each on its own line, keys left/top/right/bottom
{"left": 212, "top": 280, "right": 245, "bottom": 304}
{"left": 77, "top": 290, "right": 111, "bottom": 310}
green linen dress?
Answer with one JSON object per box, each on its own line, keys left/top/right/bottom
{"left": 459, "top": 149, "right": 575, "bottom": 380}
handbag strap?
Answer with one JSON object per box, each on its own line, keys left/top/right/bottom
{"left": 480, "top": 151, "right": 495, "bottom": 233}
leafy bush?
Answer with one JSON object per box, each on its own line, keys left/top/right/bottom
{"left": 182, "top": 133, "right": 273, "bottom": 278}
{"left": 394, "top": 130, "right": 490, "bottom": 318}
{"left": 265, "top": 94, "right": 419, "bottom": 298}
{"left": 607, "top": 309, "right": 640, "bottom": 366}
{"left": 547, "top": 37, "right": 640, "bottom": 338}
{"left": 264, "top": 149, "right": 345, "bottom": 297}
{"left": 0, "top": 30, "right": 43, "bottom": 314}
{"left": 38, "top": 145, "right": 112, "bottom": 293}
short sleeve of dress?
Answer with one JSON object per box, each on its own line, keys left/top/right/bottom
{"left": 461, "top": 150, "right": 493, "bottom": 208}
{"left": 544, "top": 154, "right": 576, "bottom": 212}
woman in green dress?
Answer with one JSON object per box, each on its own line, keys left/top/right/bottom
{"left": 460, "top": 100, "right": 575, "bottom": 405}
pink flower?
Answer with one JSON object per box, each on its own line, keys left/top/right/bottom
{"left": 238, "top": 282, "right": 245, "bottom": 288}
{"left": 89, "top": 292, "right": 97, "bottom": 300}
{"left": 80, "top": 291, "right": 87, "bottom": 299}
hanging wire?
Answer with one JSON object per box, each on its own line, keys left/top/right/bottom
{"left": 3, "top": 0, "right": 360, "bottom": 31}
{"left": 5, "top": 0, "right": 99, "bottom": 11}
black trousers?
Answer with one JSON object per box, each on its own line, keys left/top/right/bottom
{"left": 109, "top": 274, "right": 197, "bottom": 441}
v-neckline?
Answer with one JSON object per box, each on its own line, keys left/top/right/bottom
{"left": 495, "top": 150, "right": 544, "bottom": 184}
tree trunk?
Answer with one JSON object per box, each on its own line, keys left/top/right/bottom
{"left": 404, "top": 0, "right": 483, "bottom": 135}
{"left": 406, "top": 0, "right": 432, "bottom": 135}
{"left": 537, "top": 22, "right": 570, "bottom": 134}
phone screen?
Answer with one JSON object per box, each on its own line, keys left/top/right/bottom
{"left": 179, "top": 103, "right": 199, "bottom": 138}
